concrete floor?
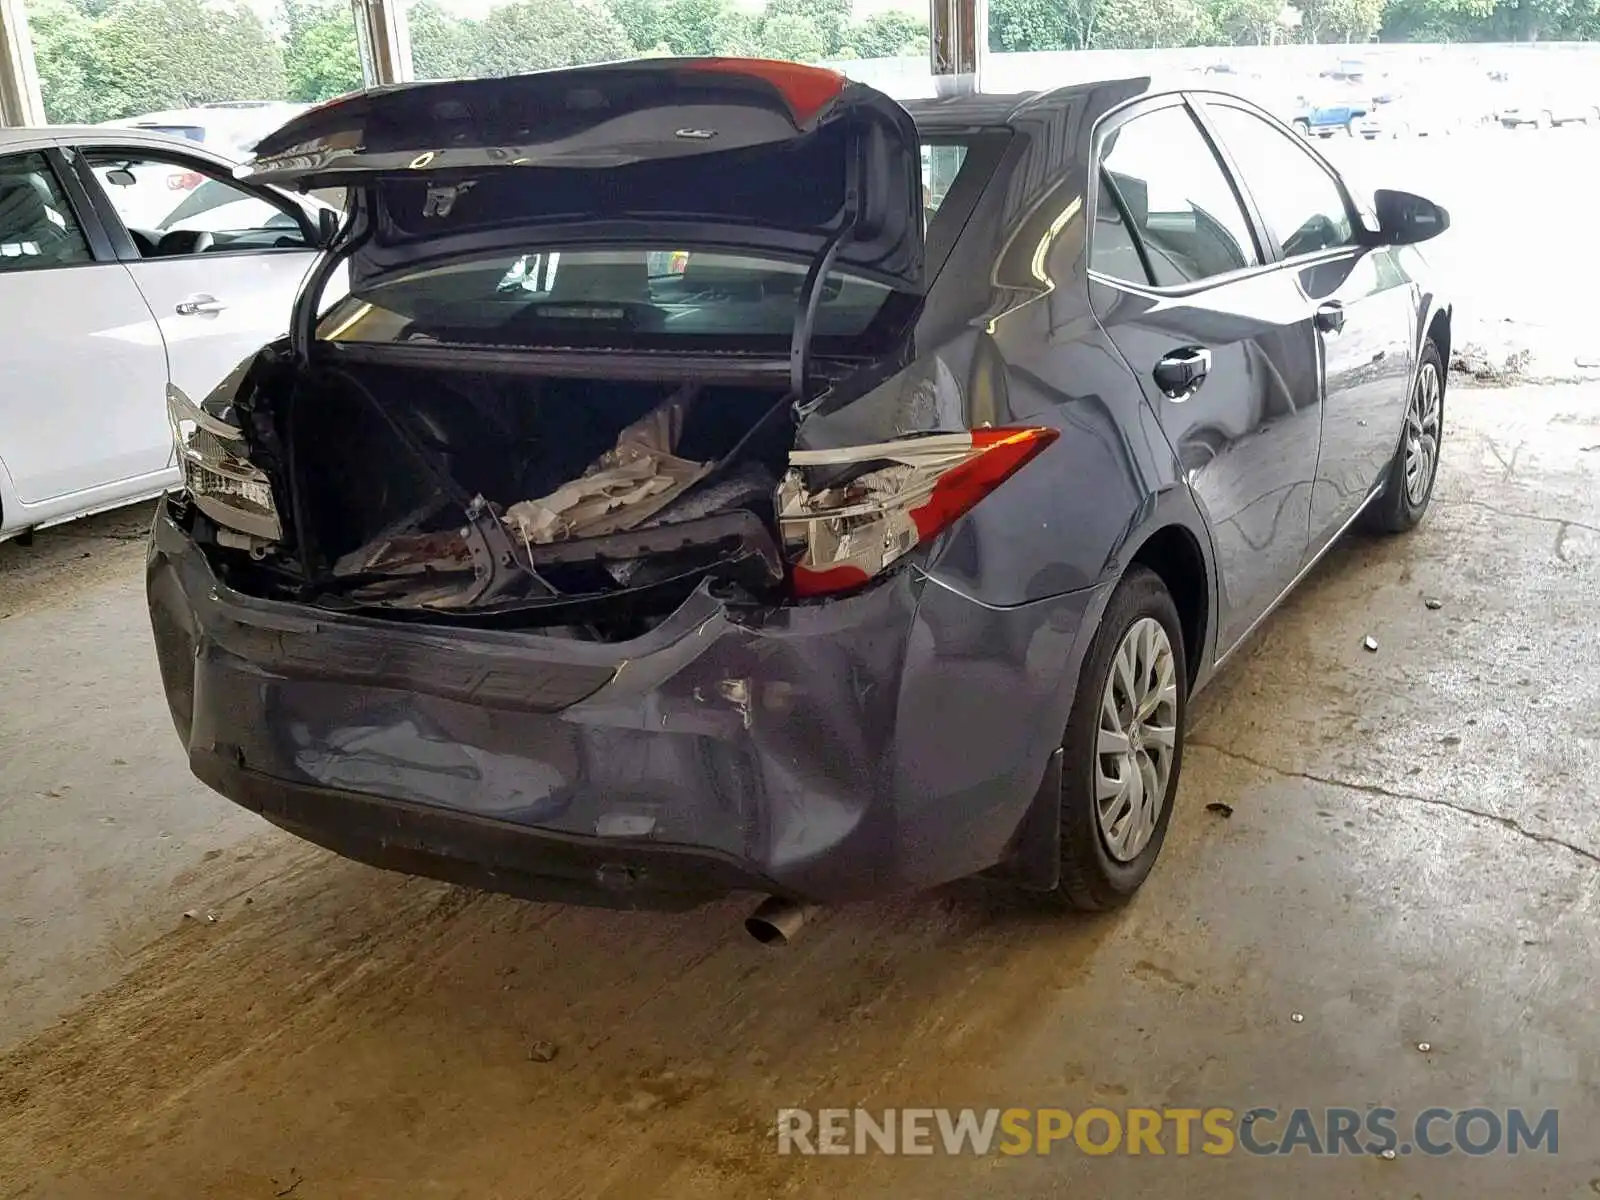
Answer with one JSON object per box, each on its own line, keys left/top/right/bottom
{"left": 1, "top": 379, "right": 1596, "bottom": 1198}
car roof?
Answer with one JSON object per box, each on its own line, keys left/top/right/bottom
{"left": 0, "top": 125, "right": 242, "bottom": 162}
{"left": 902, "top": 76, "right": 1179, "bottom": 131}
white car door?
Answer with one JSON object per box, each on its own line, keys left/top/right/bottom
{"left": 73, "top": 144, "right": 321, "bottom": 413}
{"left": 0, "top": 144, "right": 169, "bottom": 527}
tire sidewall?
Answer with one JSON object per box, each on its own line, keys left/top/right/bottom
{"left": 1061, "top": 569, "right": 1188, "bottom": 901}
{"left": 1395, "top": 342, "right": 1446, "bottom": 525}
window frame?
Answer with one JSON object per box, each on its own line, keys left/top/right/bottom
{"left": 1086, "top": 93, "right": 1273, "bottom": 297}
{"left": 1189, "top": 92, "right": 1366, "bottom": 268}
{"left": 67, "top": 144, "right": 316, "bottom": 263}
{"left": 0, "top": 147, "right": 117, "bottom": 273}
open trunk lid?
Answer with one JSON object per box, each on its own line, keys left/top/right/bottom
{"left": 241, "top": 58, "right": 926, "bottom": 293}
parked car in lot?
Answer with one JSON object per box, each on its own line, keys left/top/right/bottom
{"left": 0, "top": 127, "right": 337, "bottom": 542}
{"left": 1356, "top": 94, "right": 1468, "bottom": 138}
{"left": 147, "top": 63, "right": 1452, "bottom": 934}
{"left": 1292, "top": 92, "right": 1370, "bottom": 137}
{"left": 1495, "top": 81, "right": 1600, "bottom": 127}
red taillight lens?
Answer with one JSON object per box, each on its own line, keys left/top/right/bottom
{"left": 779, "top": 426, "right": 1059, "bottom": 599}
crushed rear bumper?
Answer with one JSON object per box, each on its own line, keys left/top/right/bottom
{"left": 147, "top": 500, "right": 1107, "bottom": 909}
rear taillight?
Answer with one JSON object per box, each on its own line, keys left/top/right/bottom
{"left": 777, "top": 426, "right": 1059, "bottom": 598}
{"left": 167, "top": 383, "right": 281, "bottom": 543}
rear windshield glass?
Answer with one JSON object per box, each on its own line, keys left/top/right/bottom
{"left": 318, "top": 136, "right": 987, "bottom": 351}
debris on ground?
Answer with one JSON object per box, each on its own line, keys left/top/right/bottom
{"left": 181, "top": 910, "right": 216, "bottom": 923}
{"left": 1424, "top": 597, "right": 1444, "bottom": 610}
{"left": 1363, "top": 636, "right": 1379, "bottom": 652}
{"left": 527, "top": 1040, "right": 559, "bottom": 1063}
{"left": 1417, "top": 1042, "right": 1432, "bottom": 1052}
{"left": 1205, "top": 802, "right": 1234, "bottom": 817}
{"left": 1450, "top": 341, "right": 1531, "bottom": 383}
{"left": 1290, "top": 1012, "right": 1305, "bottom": 1023}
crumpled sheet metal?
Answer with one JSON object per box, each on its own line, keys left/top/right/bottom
{"left": 505, "top": 388, "right": 708, "bottom": 545}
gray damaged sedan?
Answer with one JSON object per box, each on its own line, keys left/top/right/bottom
{"left": 148, "top": 60, "right": 1453, "bottom": 939}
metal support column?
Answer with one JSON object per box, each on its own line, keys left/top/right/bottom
{"left": 0, "top": 0, "right": 45, "bottom": 127}
{"left": 929, "top": 0, "right": 985, "bottom": 97}
{"left": 351, "top": 0, "right": 413, "bottom": 89}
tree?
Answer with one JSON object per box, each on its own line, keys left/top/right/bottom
{"left": 758, "top": 0, "right": 850, "bottom": 53}
{"left": 88, "top": 0, "right": 286, "bottom": 116}
{"left": 1211, "top": 0, "right": 1290, "bottom": 41}
{"left": 989, "top": 0, "right": 1074, "bottom": 49}
{"left": 27, "top": 0, "right": 105, "bottom": 123}
{"left": 845, "top": 10, "right": 930, "bottom": 57}
{"left": 470, "top": 0, "right": 633, "bottom": 75}
{"left": 656, "top": 0, "right": 739, "bottom": 53}
{"left": 606, "top": 0, "right": 663, "bottom": 51}
{"left": 282, "top": 0, "right": 361, "bottom": 102}
{"left": 1096, "top": 0, "right": 1216, "bottom": 44}
{"left": 755, "top": 11, "right": 826, "bottom": 58}
{"left": 988, "top": 0, "right": 1104, "bottom": 50}
{"left": 1297, "top": 0, "right": 1385, "bottom": 39}
{"left": 407, "top": 0, "right": 476, "bottom": 79}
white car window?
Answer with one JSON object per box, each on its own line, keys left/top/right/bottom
{"left": 87, "top": 154, "right": 308, "bottom": 257}
{"left": 0, "top": 152, "right": 94, "bottom": 271}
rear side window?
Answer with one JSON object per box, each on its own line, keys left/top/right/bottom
{"left": 1091, "top": 105, "right": 1260, "bottom": 288}
{"left": 0, "top": 152, "right": 93, "bottom": 272}
{"left": 1204, "top": 105, "right": 1355, "bottom": 258}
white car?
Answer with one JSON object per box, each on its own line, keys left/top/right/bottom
{"left": 0, "top": 126, "right": 339, "bottom": 542}
{"left": 100, "top": 102, "right": 312, "bottom": 157}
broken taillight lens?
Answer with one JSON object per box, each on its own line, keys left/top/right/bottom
{"left": 777, "top": 427, "right": 1059, "bottom": 598}
{"left": 166, "top": 384, "right": 281, "bottom": 543}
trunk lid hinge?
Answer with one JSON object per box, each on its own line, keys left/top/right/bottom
{"left": 790, "top": 148, "right": 863, "bottom": 417}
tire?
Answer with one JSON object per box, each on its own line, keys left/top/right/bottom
{"left": 1293, "top": 119, "right": 1311, "bottom": 138}
{"left": 1363, "top": 340, "right": 1445, "bottom": 535}
{"left": 1049, "top": 566, "right": 1188, "bottom": 911}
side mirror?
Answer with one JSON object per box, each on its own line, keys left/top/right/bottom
{"left": 1373, "top": 188, "right": 1450, "bottom": 245}
{"left": 315, "top": 206, "right": 341, "bottom": 248}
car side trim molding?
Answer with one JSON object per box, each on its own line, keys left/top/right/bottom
{"left": 1212, "top": 480, "right": 1383, "bottom": 671}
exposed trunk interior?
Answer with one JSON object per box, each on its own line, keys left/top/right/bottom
{"left": 281, "top": 360, "right": 798, "bottom": 634}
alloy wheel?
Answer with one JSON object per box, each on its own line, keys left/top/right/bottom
{"left": 1405, "top": 360, "right": 1442, "bottom": 507}
{"left": 1095, "top": 617, "right": 1179, "bottom": 862}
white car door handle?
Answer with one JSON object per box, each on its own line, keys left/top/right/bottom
{"left": 175, "top": 295, "right": 227, "bottom": 316}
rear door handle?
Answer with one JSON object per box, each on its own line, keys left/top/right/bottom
{"left": 1153, "top": 346, "right": 1211, "bottom": 400}
{"left": 1314, "top": 301, "right": 1345, "bottom": 334}
{"left": 175, "top": 294, "right": 226, "bottom": 316}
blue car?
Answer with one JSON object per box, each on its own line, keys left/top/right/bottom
{"left": 1293, "top": 96, "right": 1370, "bottom": 137}
{"left": 147, "top": 62, "right": 1453, "bottom": 939}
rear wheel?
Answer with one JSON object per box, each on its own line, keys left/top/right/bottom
{"left": 1363, "top": 341, "right": 1444, "bottom": 535}
{"left": 1050, "top": 567, "right": 1187, "bottom": 911}
{"left": 1294, "top": 119, "right": 1311, "bottom": 138}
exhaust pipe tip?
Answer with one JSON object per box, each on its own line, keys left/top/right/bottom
{"left": 744, "top": 896, "right": 817, "bottom": 946}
